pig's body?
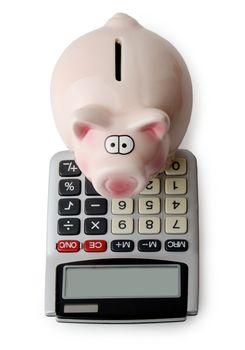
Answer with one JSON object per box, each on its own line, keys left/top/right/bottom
{"left": 51, "top": 13, "right": 192, "bottom": 197}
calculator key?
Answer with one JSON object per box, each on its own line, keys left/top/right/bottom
{"left": 56, "top": 240, "right": 80, "bottom": 253}
{"left": 84, "top": 218, "right": 107, "bottom": 235}
{"left": 138, "top": 217, "right": 161, "bottom": 234}
{"left": 83, "top": 240, "right": 107, "bottom": 252}
{"left": 58, "top": 179, "right": 81, "bottom": 196}
{"left": 165, "top": 197, "right": 187, "bottom": 214}
{"left": 138, "top": 240, "right": 161, "bottom": 252}
{"left": 58, "top": 218, "right": 80, "bottom": 235}
{"left": 111, "top": 240, "right": 134, "bottom": 252}
{"left": 164, "top": 178, "right": 187, "bottom": 195}
{"left": 139, "top": 197, "right": 160, "bottom": 214}
{"left": 165, "top": 217, "right": 188, "bottom": 234}
{"left": 140, "top": 178, "right": 160, "bottom": 195}
{"left": 85, "top": 178, "right": 100, "bottom": 196}
{"left": 58, "top": 198, "right": 81, "bottom": 216}
{"left": 165, "top": 239, "right": 188, "bottom": 252}
{"left": 85, "top": 198, "right": 107, "bottom": 215}
{"left": 112, "top": 217, "right": 134, "bottom": 234}
{"left": 165, "top": 158, "right": 187, "bottom": 175}
{"left": 59, "top": 160, "right": 81, "bottom": 177}
{"left": 112, "top": 198, "right": 134, "bottom": 214}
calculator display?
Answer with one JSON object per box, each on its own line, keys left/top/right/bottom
{"left": 63, "top": 265, "right": 181, "bottom": 299}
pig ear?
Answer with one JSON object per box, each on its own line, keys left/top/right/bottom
{"left": 72, "top": 105, "right": 111, "bottom": 140}
{"left": 129, "top": 109, "right": 170, "bottom": 140}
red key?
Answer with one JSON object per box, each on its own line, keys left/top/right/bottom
{"left": 84, "top": 240, "right": 107, "bottom": 252}
{"left": 57, "top": 240, "right": 80, "bottom": 253}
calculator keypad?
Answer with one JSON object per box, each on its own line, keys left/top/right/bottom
{"left": 56, "top": 154, "right": 193, "bottom": 254}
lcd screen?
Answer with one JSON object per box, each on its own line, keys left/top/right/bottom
{"left": 63, "top": 265, "right": 181, "bottom": 299}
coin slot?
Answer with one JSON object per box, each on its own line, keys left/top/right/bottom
{"left": 115, "top": 39, "right": 122, "bottom": 81}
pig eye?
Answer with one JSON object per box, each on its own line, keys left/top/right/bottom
{"left": 105, "top": 136, "right": 119, "bottom": 153}
{"left": 119, "top": 136, "right": 135, "bottom": 154}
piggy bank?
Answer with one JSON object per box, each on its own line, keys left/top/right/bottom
{"left": 51, "top": 13, "right": 192, "bottom": 197}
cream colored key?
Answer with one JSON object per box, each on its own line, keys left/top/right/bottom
{"left": 165, "top": 217, "right": 188, "bottom": 234}
{"left": 165, "top": 158, "right": 187, "bottom": 175}
{"left": 139, "top": 217, "right": 161, "bottom": 234}
{"left": 140, "top": 178, "right": 160, "bottom": 195}
{"left": 165, "top": 178, "right": 187, "bottom": 194}
{"left": 112, "top": 217, "right": 134, "bottom": 234}
{"left": 112, "top": 198, "right": 134, "bottom": 214}
{"left": 139, "top": 197, "right": 161, "bottom": 214}
{"left": 165, "top": 197, "right": 187, "bottom": 214}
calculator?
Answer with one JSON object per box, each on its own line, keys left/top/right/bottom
{"left": 45, "top": 149, "right": 199, "bottom": 323}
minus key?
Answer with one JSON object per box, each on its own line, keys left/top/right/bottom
{"left": 85, "top": 198, "right": 108, "bottom": 215}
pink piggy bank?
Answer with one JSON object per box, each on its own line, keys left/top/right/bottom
{"left": 51, "top": 13, "right": 192, "bottom": 198}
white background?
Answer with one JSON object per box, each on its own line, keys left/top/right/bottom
{"left": 0, "top": 0, "right": 244, "bottom": 349}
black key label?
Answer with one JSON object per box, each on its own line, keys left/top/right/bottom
{"left": 165, "top": 240, "right": 188, "bottom": 252}
{"left": 84, "top": 218, "right": 107, "bottom": 235}
{"left": 111, "top": 240, "right": 134, "bottom": 252}
{"left": 138, "top": 240, "right": 161, "bottom": 252}
{"left": 59, "top": 160, "right": 81, "bottom": 177}
{"left": 85, "top": 198, "right": 108, "bottom": 215}
{"left": 58, "top": 218, "right": 80, "bottom": 235}
{"left": 59, "top": 179, "right": 81, "bottom": 196}
{"left": 58, "top": 198, "right": 81, "bottom": 216}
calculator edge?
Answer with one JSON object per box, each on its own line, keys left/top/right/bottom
{"left": 45, "top": 149, "right": 199, "bottom": 320}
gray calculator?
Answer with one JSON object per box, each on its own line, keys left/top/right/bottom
{"left": 45, "top": 149, "right": 199, "bottom": 323}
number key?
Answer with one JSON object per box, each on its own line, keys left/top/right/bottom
{"left": 165, "top": 197, "right": 187, "bottom": 214}
{"left": 139, "top": 197, "right": 160, "bottom": 214}
{"left": 165, "top": 178, "right": 187, "bottom": 195}
{"left": 112, "top": 217, "right": 134, "bottom": 234}
{"left": 165, "top": 217, "right": 188, "bottom": 234}
{"left": 138, "top": 217, "right": 161, "bottom": 234}
{"left": 165, "top": 158, "right": 187, "bottom": 175}
{"left": 112, "top": 198, "right": 134, "bottom": 214}
{"left": 140, "top": 178, "right": 160, "bottom": 195}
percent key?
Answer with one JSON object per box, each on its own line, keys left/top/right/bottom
{"left": 59, "top": 179, "right": 81, "bottom": 196}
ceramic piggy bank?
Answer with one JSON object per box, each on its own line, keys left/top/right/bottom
{"left": 51, "top": 13, "right": 192, "bottom": 197}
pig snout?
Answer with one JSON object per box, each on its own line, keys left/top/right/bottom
{"left": 105, "top": 176, "right": 137, "bottom": 196}
{"left": 93, "top": 171, "right": 146, "bottom": 198}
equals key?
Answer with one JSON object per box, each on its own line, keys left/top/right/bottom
{"left": 85, "top": 198, "right": 108, "bottom": 215}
